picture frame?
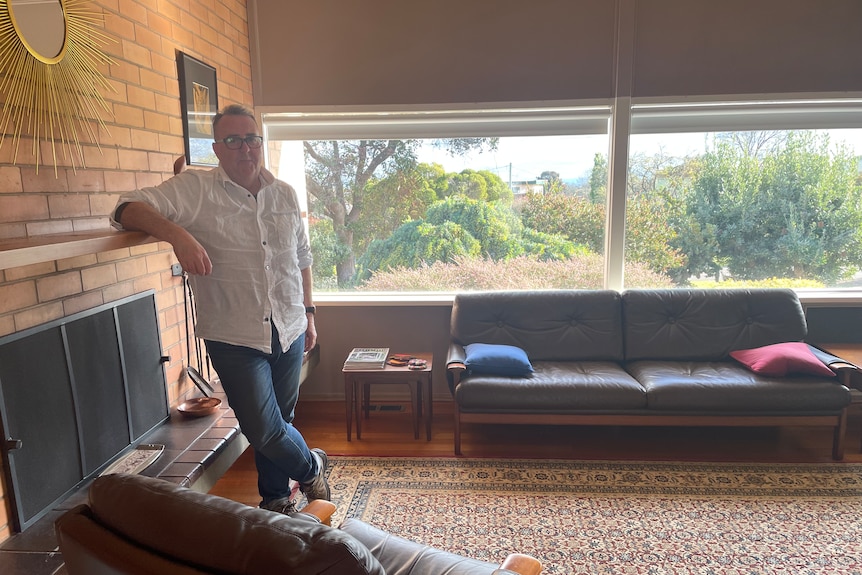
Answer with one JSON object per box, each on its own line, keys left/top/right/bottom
{"left": 177, "top": 51, "right": 219, "bottom": 167}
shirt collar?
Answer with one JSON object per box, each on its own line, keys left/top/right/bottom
{"left": 216, "top": 165, "right": 276, "bottom": 192}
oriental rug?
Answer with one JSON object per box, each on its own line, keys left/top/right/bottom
{"left": 323, "top": 457, "right": 862, "bottom": 575}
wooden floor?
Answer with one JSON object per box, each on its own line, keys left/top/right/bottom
{"left": 209, "top": 399, "right": 862, "bottom": 506}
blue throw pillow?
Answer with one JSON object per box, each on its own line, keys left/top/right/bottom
{"left": 464, "top": 343, "right": 534, "bottom": 376}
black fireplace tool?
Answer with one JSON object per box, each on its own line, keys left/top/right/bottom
{"left": 182, "top": 272, "right": 214, "bottom": 397}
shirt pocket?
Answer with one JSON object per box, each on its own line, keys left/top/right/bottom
{"left": 264, "top": 204, "right": 300, "bottom": 255}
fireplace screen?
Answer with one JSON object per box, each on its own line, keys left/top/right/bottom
{"left": 0, "top": 291, "right": 169, "bottom": 531}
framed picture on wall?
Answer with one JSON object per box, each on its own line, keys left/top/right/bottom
{"left": 177, "top": 52, "right": 219, "bottom": 167}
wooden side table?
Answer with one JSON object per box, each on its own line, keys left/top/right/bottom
{"left": 343, "top": 352, "right": 433, "bottom": 441}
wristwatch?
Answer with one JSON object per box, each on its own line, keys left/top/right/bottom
{"left": 305, "top": 306, "right": 316, "bottom": 314}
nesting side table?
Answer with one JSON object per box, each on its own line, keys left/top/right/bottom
{"left": 343, "top": 352, "right": 433, "bottom": 441}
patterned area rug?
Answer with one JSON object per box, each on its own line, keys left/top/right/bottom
{"left": 324, "top": 458, "right": 862, "bottom": 575}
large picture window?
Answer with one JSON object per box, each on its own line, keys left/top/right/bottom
{"left": 262, "top": 106, "right": 612, "bottom": 292}
{"left": 627, "top": 101, "right": 862, "bottom": 291}
{"left": 260, "top": 100, "right": 862, "bottom": 295}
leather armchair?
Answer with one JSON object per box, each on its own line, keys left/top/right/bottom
{"left": 55, "top": 473, "right": 542, "bottom": 575}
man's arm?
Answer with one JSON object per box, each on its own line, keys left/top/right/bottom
{"left": 117, "top": 202, "right": 213, "bottom": 276}
{"left": 301, "top": 266, "right": 317, "bottom": 352}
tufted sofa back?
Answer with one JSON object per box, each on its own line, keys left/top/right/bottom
{"left": 451, "top": 288, "right": 810, "bottom": 365}
{"left": 451, "top": 290, "right": 624, "bottom": 362}
{"left": 621, "top": 288, "right": 808, "bottom": 362}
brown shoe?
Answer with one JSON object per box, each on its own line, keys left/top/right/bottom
{"left": 300, "top": 448, "right": 331, "bottom": 502}
{"left": 260, "top": 496, "right": 297, "bottom": 515}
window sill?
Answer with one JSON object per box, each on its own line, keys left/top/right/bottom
{"left": 313, "top": 292, "right": 457, "bottom": 306}
{"left": 314, "top": 289, "right": 862, "bottom": 306}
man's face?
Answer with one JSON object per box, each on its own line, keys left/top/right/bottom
{"left": 212, "top": 114, "right": 262, "bottom": 186}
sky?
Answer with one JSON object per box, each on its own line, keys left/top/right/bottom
{"left": 416, "top": 129, "right": 862, "bottom": 183}
{"left": 417, "top": 135, "right": 607, "bottom": 183}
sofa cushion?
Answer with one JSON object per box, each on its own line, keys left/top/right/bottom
{"left": 455, "top": 361, "right": 647, "bottom": 411}
{"left": 729, "top": 342, "right": 835, "bottom": 377}
{"left": 628, "top": 360, "right": 849, "bottom": 412}
{"left": 622, "top": 288, "right": 808, "bottom": 362}
{"left": 341, "top": 518, "right": 502, "bottom": 574}
{"left": 464, "top": 343, "right": 534, "bottom": 376}
{"left": 451, "top": 290, "right": 624, "bottom": 362}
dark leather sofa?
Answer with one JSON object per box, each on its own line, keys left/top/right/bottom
{"left": 447, "top": 288, "right": 857, "bottom": 458}
{"left": 55, "top": 473, "right": 542, "bottom": 575}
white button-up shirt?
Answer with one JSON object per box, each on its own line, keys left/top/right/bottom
{"left": 112, "top": 166, "right": 312, "bottom": 354}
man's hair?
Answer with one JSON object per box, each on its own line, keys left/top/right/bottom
{"left": 212, "top": 104, "right": 256, "bottom": 134}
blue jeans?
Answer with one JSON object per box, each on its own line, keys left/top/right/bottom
{"left": 205, "top": 326, "right": 316, "bottom": 505}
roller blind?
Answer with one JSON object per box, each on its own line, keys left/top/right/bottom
{"left": 263, "top": 107, "right": 612, "bottom": 141}
{"left": 631, "top": 101, "right": 862, "bottom": 134}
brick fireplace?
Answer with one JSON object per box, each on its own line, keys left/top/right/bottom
{"left": 0, "top": 291, "right": 169, "bottom": 532}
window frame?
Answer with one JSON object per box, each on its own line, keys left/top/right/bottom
{"left": 258, "top": 96, "right": 862, "bottom": 304}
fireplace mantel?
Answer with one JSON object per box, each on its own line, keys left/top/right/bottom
{"left": 0, "top": 230, "right": 157, "bottom": 270}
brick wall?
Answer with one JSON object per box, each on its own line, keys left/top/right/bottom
{"left": 0, "top": 0, "right": 253, "bottom": 541}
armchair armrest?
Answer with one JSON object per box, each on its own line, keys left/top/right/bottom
{"left": 447, "top": 341, "right": 467, "bottom": 365}
{"left": 446, "top": 342, "right": 468, "bottom": 394}
{"left": 494, "top": 552, "right": 542, "bottom": 575}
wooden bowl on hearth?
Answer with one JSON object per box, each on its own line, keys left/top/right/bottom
{"left": 177, "top": 397, "right": 222, "bottom": 417}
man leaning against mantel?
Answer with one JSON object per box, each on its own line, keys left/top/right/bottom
{"left": 110, "top": 103, "right": 328, "bottom": 516}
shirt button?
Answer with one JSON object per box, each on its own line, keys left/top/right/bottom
{"left": 264, "top": 317, "right": 270, "bottom": 322}
{"left": 265, "top": 265, "right": 271, "bottom": 270}
{"left": 262, "top": 241, "right": 267, "bottom": 246}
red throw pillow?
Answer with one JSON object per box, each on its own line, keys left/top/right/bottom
{"left": 730, "top": 342, "right": 836, "bottom": 377}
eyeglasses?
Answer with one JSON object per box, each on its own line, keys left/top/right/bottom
{"left": 214, "top": 135, "right": 264, "bottom": 150}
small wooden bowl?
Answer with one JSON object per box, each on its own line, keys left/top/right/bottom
{"left": 177, "top": 397, "right": 222, "bottom": 417}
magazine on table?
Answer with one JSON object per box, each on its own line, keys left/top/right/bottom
{"left": 344, "top": 347, "right": 389, "bottom": 370}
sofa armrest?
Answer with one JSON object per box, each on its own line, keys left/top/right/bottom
{"left": 494, "top": 553, "right": 542, "bottom": 575}
{"left": 300, "top": 499, "right": 337, "bottom": 526}
{"left": 446, "top": 342, "right": 468, "bottom": 395}
{"left": 831, "top": 364, "right": 861, "bottom": 389}
{"left": 447, "top": 341, "right": 467, "bottom": 365}
{"left": 808, "top": 344, "right": 862, "bottom": 388}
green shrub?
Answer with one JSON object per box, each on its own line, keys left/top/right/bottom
{"left": 357, "top": 254, "right": 674, "bottom": 291}
{"left": 689, "top": 277, "right": 825, "bottom": 289}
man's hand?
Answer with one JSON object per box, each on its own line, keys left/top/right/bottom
{"left": 304, "top": 316, "right": 317, "bottom": 352}
{"left": 172, "top": 232, "right": 213, "bottom": 276}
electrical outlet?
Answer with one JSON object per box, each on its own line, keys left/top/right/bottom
{"left": 171, "top": 263, "right": 183, "bottom": 276}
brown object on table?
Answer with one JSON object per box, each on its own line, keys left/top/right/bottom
{"left": 343, "top": 352, "right": 433, "bottom": 441}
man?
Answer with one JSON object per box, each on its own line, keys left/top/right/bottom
{"left": 111, "top": 104, "right": 328, "bottom": 514}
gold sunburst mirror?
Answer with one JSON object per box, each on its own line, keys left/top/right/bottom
{"left": 0, "top": 0, "right": 115, "bottom": 175}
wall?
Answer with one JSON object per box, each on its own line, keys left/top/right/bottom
{"left": 304, "top": 304, "right": 454, "bottom": 402}
{"left": 0, "top": 0, "right": 253, "bottom": 543}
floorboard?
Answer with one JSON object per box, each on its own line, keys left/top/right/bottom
{"left": 209, "top": 400, "right": 862, "bottom": 506}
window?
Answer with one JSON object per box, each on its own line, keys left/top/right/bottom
{"left": 626, "top": 101, "right": 862, "bottom": 290}
{"left": 260, "top": 100, "right": 862, "bottom": 295}
{"left": 262, "top": 106, "right": 611, "bottom": 292}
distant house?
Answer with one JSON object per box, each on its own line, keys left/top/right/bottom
{"left": 510, "top": 179, "right": 547, "bottom": 197}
